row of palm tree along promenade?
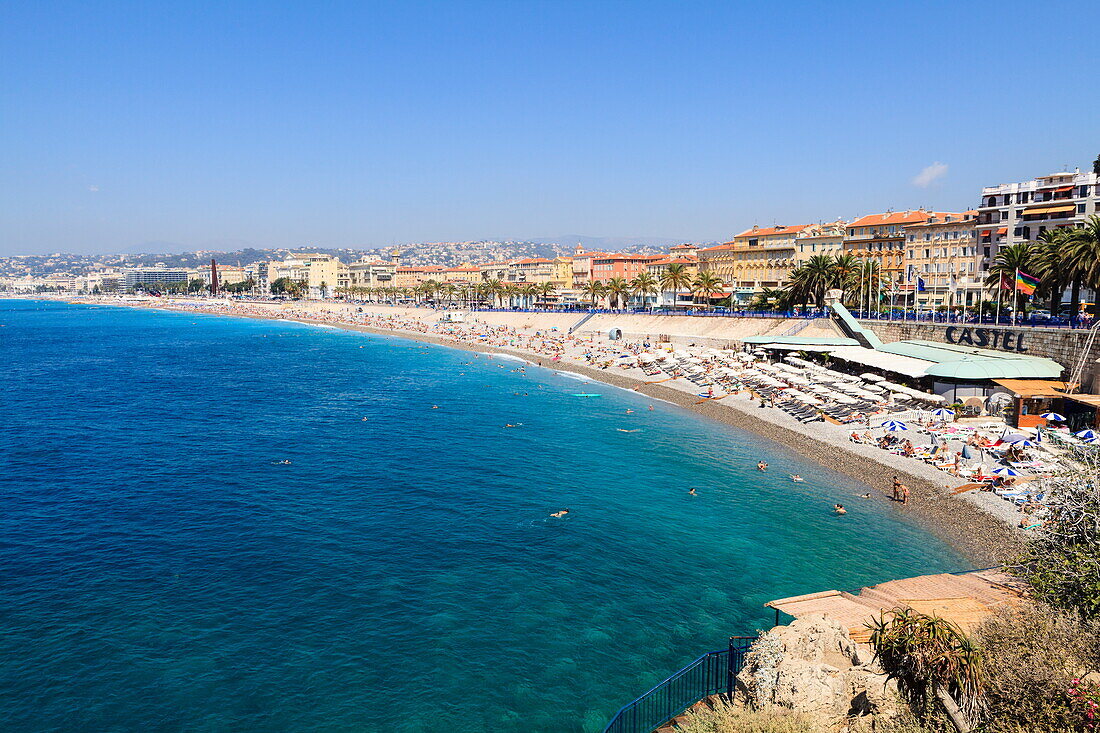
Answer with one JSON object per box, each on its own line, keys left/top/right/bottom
{"left": 332, "top": 163, "right": 1100, "bottom": 320}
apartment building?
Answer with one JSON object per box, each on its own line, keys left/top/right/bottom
{"left": 393, "top": 266, "right": 447, "bottom": 288}
{"left": 902, "top": 211, "right": 982, "bottom": 307}
{"left": 793, "top": 221, "right": 846, "bottom": 264}
{"left": 347, "top": 259, "right": 396, "bottom": 289}
{"left": 121, "top": 268, "right": 188, "bottom": 289}
{"left": 645, "top": 255, "right": 698, "bottom": 307}
{"left": 589, "top": 253, "right": 664, "bottom": 283}
{"left": 699, "top": 225, "right": 804, "bottom": 303}
{"left": 844, "top": 210, "right": 955, "bottom": 286}
{"left": 976, "top": 169, "right": 1100, "bottom": 270}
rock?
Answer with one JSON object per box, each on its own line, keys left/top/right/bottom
{"left": 736, "top": 614, "right": 898, "bottom": 720}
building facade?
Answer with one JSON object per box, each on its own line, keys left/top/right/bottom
{"left": 793, "top": 221, "right": 846, "bottom": 264}
{"left": 902, "top": 212, "right": 982, "bottom": 308}
{"left": 844, "top": 210, "right": 955, "bottom": 287}
{"left": 977, "top": 169, "right": 1100, "bottom": 272}
{"left": 121, "top": 268, "right": 188, "bottom": 289}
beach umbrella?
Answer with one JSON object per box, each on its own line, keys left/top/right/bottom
{"left": 992, "top": 467, "right": 1021, "bottom": 477}
{"left": 1086, "top": 437, "right": 1100, "bottom": 445}
{"left": 931, "top": 408, "right": 956, "bottom": 420}
{"left": 880, "top": 420, "right": 909, "bottom": 431}
{"left": 1009, "top": 439, "right": 1037, "bottom": 448}
{"left": 1041, "top": 412, "right": 1066, "bottom": 422}
{"left": 1075, "top": 429, "right": 1098, "bottom": 440}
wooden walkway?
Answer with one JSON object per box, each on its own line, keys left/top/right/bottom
{"left": 766, "top": 569, "right": 1027, "bottom": 643}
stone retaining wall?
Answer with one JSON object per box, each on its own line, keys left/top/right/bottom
{"left": 860, "top": 320, "right": 1100, "bottom": 387}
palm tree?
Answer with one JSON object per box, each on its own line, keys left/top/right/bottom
{"left": 1031, "top": 228, "right": 1073, "bottom": 316}
{"left": 1068, "top": 216, "right": 1100, "bottom": 318}
{"left": 582, "top": 280, "right": 606, "bottom": 308}
{"left": 831, "top": 253, "right": 863, "bottom": 304}
{"left": 984, "top": 242, "right": 1035, "bottom": 315}
{"left": 605, "top": 277, "right": 630, "bottom": 309}
{"left": 484, "top": 279, "right": 506, "bottom": 307}
{"left": 537, "top": 282, "right": 556, "bottom": 307}
{"left": 691, "top": 272, "right": 725, "bottom": 310}
{"left": 660, "top": 263, "right": 693, "bottom": 310}
{"left": 630, "top": 272, "right": 658, "bottom": 310}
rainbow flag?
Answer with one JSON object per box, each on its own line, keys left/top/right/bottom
{"left": 1015, "top": 270, "right": 1040, "bottom": 295}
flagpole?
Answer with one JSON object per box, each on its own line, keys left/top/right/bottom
{"left": 1013, "top": 267, "right": 1019, "bottom": 326}
{"left": 996, "top": 273, "right": 1003, "bottom": 325}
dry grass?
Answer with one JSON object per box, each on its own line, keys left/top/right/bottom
{"left": 672, "top": 701, "right": 832, "bottom": 733}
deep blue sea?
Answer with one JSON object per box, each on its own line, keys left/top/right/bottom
{"left": 0, "top": 299, "right": 967, "bottom": 732}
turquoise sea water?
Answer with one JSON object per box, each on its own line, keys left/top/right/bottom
{"left": 0, "top": 300, "right": 968, "bottom": 732}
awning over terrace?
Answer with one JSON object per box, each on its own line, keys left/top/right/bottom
{"left": 825, "top": 345, "right": 934, "bottom": 378}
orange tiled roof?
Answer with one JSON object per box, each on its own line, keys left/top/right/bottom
{"left": 733, "top": 224, "right": 810, "bottom": 238}
{"left": 698, "top": 243, "right": 734, "bottom": 252}
{"left": 847, "top": 210, "right": 960, "bottom": 229}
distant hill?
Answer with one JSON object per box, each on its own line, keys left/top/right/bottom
{"left": 525, "top": 235, "right": 687, "bottom": 251}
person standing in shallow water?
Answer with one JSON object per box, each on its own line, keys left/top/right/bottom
{"left": 892, "top": 476, "right": 901, "bottom": 502}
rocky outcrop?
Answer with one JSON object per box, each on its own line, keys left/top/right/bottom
{"left": 736, "top": 615, "right": 900, "bottom": 719}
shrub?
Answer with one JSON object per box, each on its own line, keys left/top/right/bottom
{"left": 976, "top": 603, "right": 1100, "bottom": 732}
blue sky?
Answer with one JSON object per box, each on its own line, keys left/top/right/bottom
{"left": 2, "top": 1, "right": 1099, "bottom": 255}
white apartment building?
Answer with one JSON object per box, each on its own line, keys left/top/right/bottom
{"left": 977, "top": 169, "right": 1100, "bottom": 272}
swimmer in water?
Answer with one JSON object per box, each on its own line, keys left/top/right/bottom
{"left": 757, "top": 461, "right": 768, "bottom": 471}
{"left": 625, "top": 409, "right": 634, "bottom": 414}
{"left": 648, "top": 405, "right": 654, "bottom": 411}
{"left": 550, "top": 508, "right": 570, "bottom": 518}
{"left": 833, "top": 504, "right": 847, "bottom": 515}
{"left": 432, "top": 405, "right": 440, "bottom": 409}
{"left": 860, "top": 493, "right": 872, "bottom": 499}
{"left": 688, "top": 488, "right": 697, "bottom": 496}
{"left": 790, "top": 474, "right": 803, "bottom": 482}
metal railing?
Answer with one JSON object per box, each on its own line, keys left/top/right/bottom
{"left": 602, "top": 637, "right": 754, "bottom": 733}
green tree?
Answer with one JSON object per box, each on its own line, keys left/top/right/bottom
{"left": 691, "top": 271, "right": 725, "bottom": 309}
{"left": 582, "top": 280, "right": 606, "bottom": 308}
{"left": 660, "top": 263, "right": 693, "bottom": 309}
{"left": 537, "top": 282, "right": 557, "bottom": 306}
{"left": 630, "top": 272, "right": 658, "bottom": 309}
{"left": 605, "top": 277, "right": 630, "bottom": 309}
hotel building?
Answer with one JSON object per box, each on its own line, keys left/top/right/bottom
{"left": 902, "top": 211, "right": 982, "bottom": 307}
{"left": 793, "top": 221, "right": 847, "bottom": 264}
{"left": 120, "top": 268, "right": 188, "bottom": 289}
{"left": 843, "top": 210, "right": 956, "bottom": 287}
{"left": 699, "top": 225, "right": 805, "bottom": 303}
{"left": 976, "top": 169, "right": 1100, "bottom": 268}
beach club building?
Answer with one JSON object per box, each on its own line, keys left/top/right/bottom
{"left": 742, "top": 300, "right": 1082, "bottom": 428}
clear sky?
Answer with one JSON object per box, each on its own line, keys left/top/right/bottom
{"left": 3, "top": 1, "right": 1099, "bottom": 255}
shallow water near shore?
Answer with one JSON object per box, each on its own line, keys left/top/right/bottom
{"left": 1, "top": 299, "right": 968, "bottom": 732}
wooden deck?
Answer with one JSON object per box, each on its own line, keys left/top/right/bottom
{"left": 766, "top": 569, "right": 1027, "bottom": 642}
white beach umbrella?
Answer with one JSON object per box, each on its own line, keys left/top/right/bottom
{"left": 992, "top": 466, "right": 1021, "bottom": 477}
{"left": 931, "top": 408, "right": 956, "bottom": 420}
{"left": 1040, "top": 412, "right": 1066, "bottom": 422}
{"left": 1009, "top": 439, "right": 1037, "bottom": 448}
{"left": 880, "top": 420, "right": 909, "bottom": 431}
{"left": 1075, "top": 429, "right": 1098, "bottom": 440}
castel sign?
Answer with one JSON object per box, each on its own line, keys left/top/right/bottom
{"left": 944, "top": 326, "right": 1028, "bottom": 353}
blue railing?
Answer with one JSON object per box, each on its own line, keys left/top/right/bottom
{"left": 602, "top": 637, "right": 754, "bottom": 733}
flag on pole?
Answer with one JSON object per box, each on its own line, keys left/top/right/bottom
{"left": 1015, "top": 270, "right": 1039, "bottom": 295}
{"left": 917, "top": 277, "right": 926, "bottom": 292}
